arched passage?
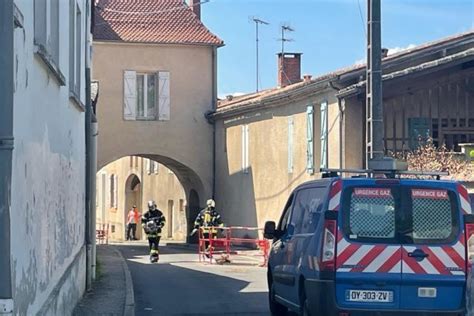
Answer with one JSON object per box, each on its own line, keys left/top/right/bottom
{"left": 97, "top": 154, "right": 207, "bottom": 242}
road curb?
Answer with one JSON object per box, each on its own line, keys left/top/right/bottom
{"left": 111, "top": 247, "right": 135, "bottom": 316}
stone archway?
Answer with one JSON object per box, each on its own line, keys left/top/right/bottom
{"left": 97, "top": 154, "right": 207, "bottom": 242}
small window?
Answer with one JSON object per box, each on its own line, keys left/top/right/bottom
{"left": 110, "top": 174, "right": 116, "bottom": 208}
{"left": 35, "top": 0, "right": 63, "bottom": 83}
{"left": 344, "top": 187, "right": 397, "bottom": 241}
{"left": 69, "top": 0, "right": 82, "bottom": 98}
{"left": 291, "top": 187, "right": 326, "bottom": 235}
{"left": 410, "top": 188, "right": 457, "bottom": 242}
{"left": 277, "top": 195, "right": 294, "bottom": 234}
{"left": 136, "top": 73, "right": 157, "bottom": 120}
{"left": 241, "top": 124, "right": 249, "bottom": 173}
{"left": 124, "top": 71, "right": 170, "bottom": 121}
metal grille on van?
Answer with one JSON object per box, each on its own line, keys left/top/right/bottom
{"left": 412, "top": 190, "right": 453, "bottom": 240}
{"left": 349, "top": 194, "right": 396, "bottom": 239}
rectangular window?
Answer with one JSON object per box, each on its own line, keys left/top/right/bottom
{"left": 69, "top": 0, "right": 81, "bottom": 98}
{"left": 411, "top": 189, "right": 455, "bottom": 241}
{"left": 110, "top": 174, "right": 118, "bottom": 208}
{"left": 291, "top": 187, "right": 326, "bottom": 235}
{"left": 346, "top": 188, "right": 397, "bottom": 240}
{"left": 146, "top": 159, "right": 151, "bottom": 175}
{"left": 306, "top": 105, "right": 314, "bottom": 174}
{"left": 34, "top": 0, "right": 63, "bottom": 84}
{"left": 242, "top": 124, "right": 249, "bottom": 173}
{"left": 288, "top": 116, "right": 294, "bottom": 174}
{"left": 320, "top": 101, "right": 328, "bottom": 169}
{"left": 124, "top": 71, "right": 169, "bottom": 121}
{"left": 136, "top": 73, "right": 156, "bottom": 120}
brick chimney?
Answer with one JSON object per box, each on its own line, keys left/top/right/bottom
{"left": 278, "top": 53, "right": 302, "bottom": 88}
{"left": 188, "top": 0, "right": 201, "bottom": 20}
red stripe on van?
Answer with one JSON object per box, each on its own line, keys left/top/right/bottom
{"left": 441, "top": 245, "right": 465, "bottom": 271}
{"left": 351, "top": 245, "right": 385, "bottom": 272}
{"left": 336, "top": 244, "right": 361, "bottom": 269}
{"left": 422, "top": 247, "right": 451, "bottom": 275}
{"left": 377, "top": 248, "right": 401, "bottom": 273}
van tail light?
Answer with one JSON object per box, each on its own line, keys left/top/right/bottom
{"left": 321, "top": 213, "right": 337, "bottom": 272}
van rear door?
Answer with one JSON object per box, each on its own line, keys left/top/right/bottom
{"left": 336, "top": 183, "right": 402, "bottom": 310}
{"left": 399, "top": 183, "right": 466, "bottom": 311}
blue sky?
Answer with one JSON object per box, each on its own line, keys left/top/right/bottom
{"left": 201, "top": 0, "right": 473, "bottom": 97}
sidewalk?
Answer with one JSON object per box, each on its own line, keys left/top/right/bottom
{"left": 73, "top": 245, "right": 135, "bottom": 316}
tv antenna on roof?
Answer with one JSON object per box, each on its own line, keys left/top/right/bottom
{"left": 279, "top": 24, "right": 295, "bottom": 55}
{"left": 250, "top": 17, "right": 270, "bottom": 92}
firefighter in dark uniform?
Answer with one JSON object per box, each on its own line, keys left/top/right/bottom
{"left": 142, "top": 200, "right": 166, "bottom": 263}
{"left": 191, "top": 199, "right": 224, "bottom": 257}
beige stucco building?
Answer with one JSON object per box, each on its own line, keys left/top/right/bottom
{"left": 212, "top": 32, "right": 474, "bottom": 230}
{"left": 96, "top": 157, "right": 187, "bottom": 241}
{"left": 93, "top": 0, "right": 223, "bottom": 241}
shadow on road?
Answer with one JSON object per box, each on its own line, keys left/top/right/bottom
{"left": 117, "top": 244, "right": 271, "bottom": 316}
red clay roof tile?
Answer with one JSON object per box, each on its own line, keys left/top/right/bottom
{"left": 94, "top": 0, "right": 223, "bottom": 46}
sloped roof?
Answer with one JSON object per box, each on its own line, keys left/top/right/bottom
{"left": 94, "top": 0, "right": 223, "bottom": 46}
{"left": 217, "top": 31, "right": 474, "bottom": 112}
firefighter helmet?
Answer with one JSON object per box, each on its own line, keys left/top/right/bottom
{"left": 206, "top": 199, "right": 216, "bottom": 208}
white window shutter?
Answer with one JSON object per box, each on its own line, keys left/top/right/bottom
{"left": 146, "top": 159, "right": 151, "bottom": 174}
{"left": 320, "top": 101, "right": 328, "bottom": 169}
{"left": 158, "top": 71, "right": 170, "bottom": 121}
{"left": 123, "top": 70, "right": 137, "bottom": 120}
{"left": 154, "top": 162, "right": 159, "bottom": 174}
{"left": 245, "top": 125, "right": 249, "bottom": 172}
{"left": 307, "top": 105, "right": 314, "bottom": 174}
{"left": 241, "top": 125, "right": 246, "bottom": 172}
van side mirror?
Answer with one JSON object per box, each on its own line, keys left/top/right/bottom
{"left": 264, "top": 221, "right": 276, "bottom": 239}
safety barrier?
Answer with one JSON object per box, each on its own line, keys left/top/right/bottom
{"left": 96, "top": 224, "right": 109, "bottom": 245}
{"left": 198, "top": 226, "right": 270, "bottom": 266}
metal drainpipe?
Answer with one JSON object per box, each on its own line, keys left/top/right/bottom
{"left": 0, "top": 0, "right": 14, "bottom": 312}
{"left": 85, "top": 0, "right": 93, "bottom": 291}
{"left": 211, "top": 46, "right": 217, "bottom": 199}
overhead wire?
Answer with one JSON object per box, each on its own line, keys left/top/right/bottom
{"left": 357, "top": 0, "right": 367, "bottom": 39}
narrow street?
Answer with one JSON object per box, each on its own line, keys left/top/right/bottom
{"left": 117, "top": 244, "right": 271, "bottom": 316}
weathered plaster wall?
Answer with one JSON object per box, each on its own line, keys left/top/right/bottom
{"left": 10, "top": 1, "right": 87, "bottom": 314}
{"left": 96, "top": 157, "right": 186, "bottom": 241}
{"left": 215, "top": 89, "right": 339, "bottom": 228}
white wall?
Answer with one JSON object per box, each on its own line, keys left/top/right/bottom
{"left": 10, "top": 0, "right": 88, "bottom": 315}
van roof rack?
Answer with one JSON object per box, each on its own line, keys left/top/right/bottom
{"left": 321, "top": 158, "right": 448, "bottom": 180}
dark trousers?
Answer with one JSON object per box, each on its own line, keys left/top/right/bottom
{"left": 203, "top": 232, "right": 216, "bottom": 250}
{"left": 148, "top": 236, "right": 161, "bottom": 253}
{"left": 126, "top": 223, "right": 137, "bottom": 240}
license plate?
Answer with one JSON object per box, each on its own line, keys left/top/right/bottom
{"left": 346, "top": 290, "right": 393, "bottom": 303}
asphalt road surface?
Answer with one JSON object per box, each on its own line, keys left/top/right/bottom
{"left": 117, "top": 243, "right": 272, "bottom": 316}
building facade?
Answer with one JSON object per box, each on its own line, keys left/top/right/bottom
{"left": 93, "top": 0, "right": 223, "bottom": 238}
{"left": 0, "top": 1, "right": 93, "bottom": 315}
{"left": 97, "top": 157, "right": 187, "bottom": 241}
{"left": 212, "top": 32, "right": 474, "bottom": 230}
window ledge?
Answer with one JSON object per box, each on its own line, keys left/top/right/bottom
{"left": 34, "top": 44, "right": 66, "bottom": 86}
{"left": 69, "top": 92, "right": 85, "bottom": 112}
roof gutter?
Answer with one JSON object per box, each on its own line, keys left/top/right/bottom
{"left": 337, "top": 48, "right": 474, "bottom": 98}
{"left": 211, "top": 77, "right": 337, "bottom": 120}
